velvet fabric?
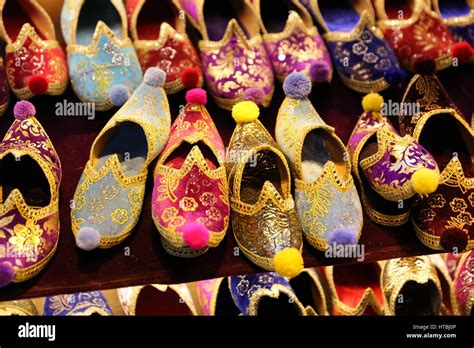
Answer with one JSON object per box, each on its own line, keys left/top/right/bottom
{"left": 0, "top": 115, "right": 61, "bottom": 282}
{"left": 43, "top": 291, "right": 112, "bottom": 316}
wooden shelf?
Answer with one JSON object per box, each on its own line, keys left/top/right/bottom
{"left": 0, "top": 64, "right": 472, "bottom": 302}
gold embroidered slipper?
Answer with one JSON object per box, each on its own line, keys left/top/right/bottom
{"left": 71, "top": 68, "right": 171, "bottom": 251}
{"left": 381, "top": 256, "right": 443, "bottom": 315}
{"left": 347, "top": 92, "right": 440, "bottom": 226}
{"left": 399, "top": 62, "right": 474, "bottom": 252}
{"left": 118, "top": 283, "right": 197, "bottom": 315}
{"left": 0, "top": 101, "right": 61, "bottom": 288}
{"left": 276, "top": 72, "right": 363, "bottom": 251}
{"left": 325, "top": 262, "right": 384, "bottom": 316}
{"left": 226, "top": 101, "right": 304, "bottom": 279}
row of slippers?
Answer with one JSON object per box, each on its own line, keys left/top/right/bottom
{"left": 0, "top": 0, "right": 473, "bottom": 114}
{"left": 0, "top": 63, "right": 472, "bottom": 288}
{"left": 1, "top": 252, "right": 473, "bottom": 316}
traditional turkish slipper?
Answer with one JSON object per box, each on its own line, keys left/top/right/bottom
{"left": 0, "top": 0, "right": 68, "bottom": 99}
{"left": 250, "top": 0, "right": 333, "bottom": 83}
{"left": 197, "top": 272, "right": 311, "bottom": 316}
{"left": 43, "top": 291, "right": 112, "bottom": 316}
{"left": 118, "top": 284, "right": 197, "bottom": 315}
{"left": 61, "top": 0, "right": 143, "bottom": 111}
{"left": 275, "top": 72, "right": 363, "bottom": 250}
{"left": 347, "top": 92, "right": 439, "bottom": 226}
{"left": 177, "top": 0, "right": 274, "bottom": 109}
{"left": 373, "top": 0, "right": 462, "bottom": 71}
{"left": 381, "top": 256, "right": 443, "bottom": 315}
{"left": 152, "top": 88, "right": 230, "bottom": 258}
{"left": 431, "top": 0, "right": 474, "bottom": 62}
{"left": 300, "top": 0, "right": 405, "bottom": 92}
{"left": 0, "top": 101, "right": 61, "bottom": 288}
{"left": 325, "top": 262, "right": 384, "bottom": 315}
{"left": 0, "top": 57, "right": 9, "bottom": 117}
{"left": 125, "top": 0, "right": 204, "bottom": 94}
{"left": 398, "top": 59, "right": 474, "bottom": 252}
{"left": 226, "top": 100, "right": 304, "bottom": 279}
{"left": 71, "top": 68, "right": 171, "bottom": 251}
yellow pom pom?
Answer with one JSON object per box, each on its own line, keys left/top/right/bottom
{"left": 362, "top": 92, "right": 384, "bottom": 112}
{"left": 411, "top": 168, "right": 439, "bottom": 195}
{"left": 232, "top": 101, "right": 260, "bottom": 123}
{"left": 272, "top": 247, "right": 304, "bottom": 279}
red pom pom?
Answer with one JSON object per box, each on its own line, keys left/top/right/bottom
{"left": 27, "top": 75, "right": 48, "bottom": 95}
{"left": 185, "top": 88, "right": 207, "bottom": 105}
{"left": 182, "top": 222, "right": 209, "bottom": 250}
{"left": 413, "top": 56, "right": 437, "bottom": 75}
{"left": 440, "top": 228, "right": 468, "bottom": 252}
{"left": 452, "top": 41, "right": 473, "bottom": 63}
{"left": 180, "top": 67, "right": 200, "bottom": 88}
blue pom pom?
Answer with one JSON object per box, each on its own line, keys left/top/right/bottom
{"left": 283, "top": 72, "right": 312, "bottom": 98}
{"left": 76, "top": 227, "right": 100, "bottom": 251}
{"left": 384, "top": 66, "right": 407, "bottom": 85}
{"left": 144, "top": 67, "right": 166, "bottom": 87}
{"left": 109, "top": 84, "right": 131, "bottom": 106}
{"left": 328, "top": 228, "right": 358, "bottom": 246}
{"left": 0, "top": 262, "right": 14, "bottom": 288}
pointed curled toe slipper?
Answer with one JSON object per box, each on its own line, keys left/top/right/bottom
{"left": 71, "top": 68, "right": 171, "bottom": 251}
{"left": 0, "top": 101, "right": 61, "bottom": 288}
{"left": 347, "top": 92, "right": 439, "bottom": 226}
{"left": 399, "top": 61, "right": 474, "bottom": 252}
{"left": 275, "top": 72, "right": 363, "bottom": 251}
{"left": 226, "top": 100, "right": 304, "bottom": 278}
{"left": 61, "top": 0, "right": 143, "bottom": 111}
{"left": 152, "top": 88, "right": 230, "bottom": 257}
{"left": 126, "top": 0, "right": 204, "bottom": 94}
{"left": 0, "top": 0, "right": 68, "bottom": 99}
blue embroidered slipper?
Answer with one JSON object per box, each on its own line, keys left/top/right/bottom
{"left": 71, "top": 68, "right": 171, "bottom": 250}
{"left": 44, "top": 291, "right": 112, "bottom": 316}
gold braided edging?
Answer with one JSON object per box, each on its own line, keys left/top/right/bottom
{"left": 160, "top": 236, "right": 209, "bottom": 258}
{"left": 211, "top": 85, "right": 274, "bottom": 110}
{"left": 13, "top": 240, "right": 58, "bottom": 283}
{"left": 412, "top": 219, "right": 474, "bottom": 251}
{"left": 338, "top": 72, "right": 390, "bottom": 93}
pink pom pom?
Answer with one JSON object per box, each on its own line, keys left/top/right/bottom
{"left": 185, "top": 88, "right": 207, "bottom": 105}
{"left": 14, "top": 101, "right": 36, "bottom": 120}
{"left": 182, "top": 222, "right": 210, "bottom": 250}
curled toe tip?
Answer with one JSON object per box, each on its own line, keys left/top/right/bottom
{"left": 411, "top": 168, "right": 439, "bottom": 196}
{"left": 182, "top": 222, "right": 210, "bottom": 250}
{"left": 180, "top": 67, "right": 200, "bottom": 88}
{"left": 76, "top": 227, "right": 100, "bottom": 251}
{"left": 328, "top": 228, "right": 358, "bottom": 246}
{"left": 109, "top": 84, "right": 131, "bottom": 107}
{"left": 14, "top": 100, "right": 36, "bottom": 120}
{"left": 273, "top": 247, "right": 304, "bottom": 279}
{"left": 310, "top": 61, "right": 331, "bottom": 83}
{"left": 144, "top": 67, "right": 167, "bottom": 87}
{"left": 283, "top": 72, "right": 312, "bottom": 98}
{"left": 440, "top": 228, "right": 468, "bottom": 252}
{"left": 27, "top": 75, "right": 48, "bottom": 96}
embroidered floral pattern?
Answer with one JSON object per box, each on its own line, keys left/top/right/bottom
{"left": 111, "top": 209, "right": 129, "bottom": 225}
{"left": 102, "top": 185, "right": 119, "bottom": 200}
{"left": 450, "top": 198, "right": 468, "bottom": 213}
{"left": 87, "top": 198, "right": 105, "bottom": 213}
{"left": 8, "top": 220, "right": 44, "bottom": 262}
{"left": 179, "top": 197, "right": 198, "bottom": 212}
{"left": 428, "top": 194, "right": 446, "bottom": 209}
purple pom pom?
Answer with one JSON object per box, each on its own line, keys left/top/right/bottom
{"left": 76, "top": 227, "right": 100, "bottom": 251}
{"left": 243, "top": 87, "right": 264, "bottom": 105}
{"left": 109, "top": 84, "right": 131, "bottom": 107}
{"left": 144, "top": 67, "right": 166, "bottom": 87}
{"left": 0, "top": 263, "right": 14, "bottom": 288}
{"left": 384, "top": 66, "right": 407, "bottom": 85}
{"left": 310, "top": 61, "right": 331, "bottom": 83}
{"left": 283, "top": 72, "right": 312, "bottom": 99}
{"left": 14, "top": 101, "right": 36, "bottom": 120}
{"left": 328, "top": 228, "right": 358, "bottom": 246}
